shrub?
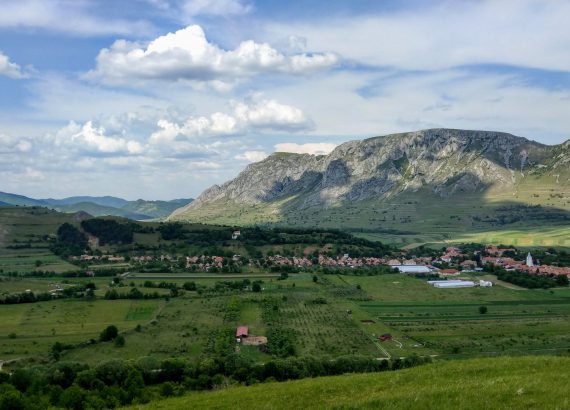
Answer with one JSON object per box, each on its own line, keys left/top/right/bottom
{"left": 100, "top": 325, "right": 118, "bottom": 342}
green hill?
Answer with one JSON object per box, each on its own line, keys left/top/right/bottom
{"left": 130, "top": 356, "right": 570, "bottom": 409}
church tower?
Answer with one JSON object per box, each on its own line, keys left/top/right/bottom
{"left": 526, "top": 252, "right": 534, "bottom": 267}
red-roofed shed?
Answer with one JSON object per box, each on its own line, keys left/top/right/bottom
{"left": 236, "top": 326, "right": 248, "bottom": 342}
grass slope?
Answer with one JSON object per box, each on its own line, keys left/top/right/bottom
{"left": 130, "top": 356, "right": 570, "bottom": 409}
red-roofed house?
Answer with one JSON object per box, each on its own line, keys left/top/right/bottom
{"left": 440, "top": 268, "right": 460, "bottom": 276}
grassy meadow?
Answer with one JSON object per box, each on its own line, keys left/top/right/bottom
{"left": 129, "top": 355, "right": 570, "bottom": 410}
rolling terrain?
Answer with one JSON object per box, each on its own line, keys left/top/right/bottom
{"left": 170, "top": 129, "right": 570, "bottom": 246}
{"left": 0, "top": 192, "right": 193, "bottom": 220}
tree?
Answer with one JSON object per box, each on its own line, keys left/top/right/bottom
{"left": 100, "top": 325, "right": 119, "bottom": 342}
{"left": 183, "top": 281, "right": 197, "bottom": 291}
{"left": 252, "top": 282, "right": 262, "bottom": 292}
{"left": 312, "top": 275, "right": 318, "bottom": 283}
{"left": 479, "top": 305, "right": 488, "bottom": 314}
{"left": 58, "top": 385, "right": 87, "bottom": 410}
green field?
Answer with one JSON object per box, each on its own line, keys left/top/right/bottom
{"left": 0, "top": 299, "right": 161, "bottom": 361}
{"left": 129, "top": 355, "right": 570, "bottom": 410}
{"left": 3, "top": 271, "right": 568, "bottom": 368}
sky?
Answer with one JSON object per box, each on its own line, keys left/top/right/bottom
{"left": 0, "top": 0, "right": 569, "bottom": 200}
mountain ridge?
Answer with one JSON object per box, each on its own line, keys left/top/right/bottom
{"left": 169, "top": 128, "right": 570, "bottom": 245}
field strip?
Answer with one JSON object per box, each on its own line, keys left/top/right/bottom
{"left": 126, "top": 273, "right": 282, "bottom": 279}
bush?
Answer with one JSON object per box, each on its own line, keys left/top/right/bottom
{"left": 100, "top": 325, "right": 118, "bottom": 342}
{"left": 115, "top": 335, "right": 126, "bottom": 347}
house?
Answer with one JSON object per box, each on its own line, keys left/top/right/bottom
{"left": 232, "top": 231, "right": 241, "bottom": 240}
{"left": 236, "top": 326, "right": 248, "bottom": 342}
{"left": 460, "top": 260, "right": 477, "bottom": 269}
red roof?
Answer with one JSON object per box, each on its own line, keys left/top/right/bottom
{"left": 440, "top": 269, "right": 459, "bottom": 274}
{"left": 236, "top": 326, "right": 248, "bottom": 337}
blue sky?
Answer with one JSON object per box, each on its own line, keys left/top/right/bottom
{"left": 0, "top": 0, "right": 569, "bottom": 199}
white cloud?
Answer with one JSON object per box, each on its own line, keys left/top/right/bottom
{"left": 0, "top": 133, "right": 33, "bottom": 153}
{"left": 0, "top": 0, "right": 153, "bottom": 36}
{"left": 264, "top": 0, "right": 570, "bottom": 72}
{"left": 150, "top": 97, "right": 311, "bottom": 143}
{"left": 0, "top": 51, "right": 29, "bottom": 79}
{"left": 235, "top": 150, "right": 268, "bottom": 162}
{"left": 87, "top": 25, "right": 339, "bottom": 87}
{"left": 146, "top": 0, "right": 251, "bottom": 19}
{"left": 274, "top": 142, "right": 337, "bottom": 155}
{"left": 180, "top": 0, "right": 252, "bottom": 17}
{"left": 55, "top": 121, "right": 144, "bottom": 155}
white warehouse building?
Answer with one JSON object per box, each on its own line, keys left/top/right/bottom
{"left": 394, "top": 265, "right": 432, "bottom": 274}
{"left": 433, "top": 280, "right": 476, "bottom": 288}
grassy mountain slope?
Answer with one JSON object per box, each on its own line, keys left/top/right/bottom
{"left": 131, "top": 356, "right": 570, "bottom": 409}
{"left": 170, "top": 129, "right": 570, "bottom": 247}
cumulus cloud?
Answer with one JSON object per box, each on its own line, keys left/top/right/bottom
{"left": 0, "top": 51, "right": 29, "bottom": 79}
{"left": 274, "top": 142, "right": 337, "bottom": 156}
{"left": 54, "top": 121, "right": 144, "bottom": 155}
{"left": 150, "top": 98, "right": 311, "bottom": 143}
{"left": 0, "top": 0, "right": 153, "bottom": 36}
{"left": 0, "top": 133, "right": 33, "bottom": 153}
{"left": 235, "top": 150, "right": 268, "bottom": 162}
{"left": 87, "top": 25, "right": 339, "bottom": 87}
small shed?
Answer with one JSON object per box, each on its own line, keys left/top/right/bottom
{"left": 379, "top": 333, "right": 393, "bottom": 342}
{"left": 236, "top": 326, "right": 248, "bottom": 342}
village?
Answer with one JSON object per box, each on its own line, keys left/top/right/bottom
{"left": 69, "top": 244, "right": 570, "bottom": 282}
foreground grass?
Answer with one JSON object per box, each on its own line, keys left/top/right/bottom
{"left": 130, "top": 356, "right": 570, "bottom": 409}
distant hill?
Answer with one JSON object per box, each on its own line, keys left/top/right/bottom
{"left": 0, "top": 191, "right": 192, "bottom": 220}
{"left": 169, "top": 128, "right": 570, "bottom": 247}
{"left": 0, "top": 191, "right": 45, "bottom": 207}
{"left": 42, "top": 195, "right": 129, "bottom": 208}
{"left": 131, "top": 356, "right": 570, "bottom": 410}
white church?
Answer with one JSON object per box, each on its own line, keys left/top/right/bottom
{"left": 526, "top": 252, "right": 534, "bottom": 267}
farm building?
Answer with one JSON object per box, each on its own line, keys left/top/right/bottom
{"left": 479, "top": 280, "right": 493, "bottom": 287}
{"left": 236, "top": 326, "right": 248, "bottom": 342}
{"left": 394, "top": 265, "right": 432, "bottom": 274}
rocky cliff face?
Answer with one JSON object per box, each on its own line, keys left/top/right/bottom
{"left": 171, "top": 128, "right": 568, "bottom": 222}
